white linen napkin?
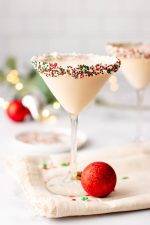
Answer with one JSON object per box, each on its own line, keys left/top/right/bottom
{"left": 7, "top": 143, "right": 150, "bottom": 218}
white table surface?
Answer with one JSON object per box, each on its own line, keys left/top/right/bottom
{"left": 0, "top": 105, "right": 150, "bottom": 225}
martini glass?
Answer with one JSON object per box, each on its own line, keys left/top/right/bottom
{"left": 31, "top": 53, "right": 121, "bottom": 196}
{"left": 106, "top": 43, "right": 150, "bottom": 142}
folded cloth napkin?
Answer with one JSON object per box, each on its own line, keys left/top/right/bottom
{"left": 7, "top": 143, "right": 150, "bottom": 218}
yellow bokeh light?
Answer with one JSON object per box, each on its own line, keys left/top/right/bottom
{"left": 15, "top": 82, "right": 23, "bottom": 90}
{"left": 3, "top": 101, "right": 9, "bottom": 110}
{"left": 110, "top": 84, "right": 119, "bottom": 92}
{"left": 53, "top": 101, "right": 60, "bottom": 110}
{"left": 41, "top": 109, "right": 50, "bottom": 118}
{"left": 0, "top": 97, "right": 9, "bottom": 109}
{"left": 0, "top": 97, "right": 5, "bottom": 107}
{"left": 109, "top": 75, "right": 119, "bottom": 92}
{"left": 7, "top": 70, "right": 19, "bottom": 84}
{"left": 109, "top": 75, "right": 117, "bottom": 83}
{"left": 49, "top": 115, "right": 57, "bottom": 123}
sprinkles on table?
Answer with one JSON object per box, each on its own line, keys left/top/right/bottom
{"left": 39, "top": 163, "right": 49, "bottom": 170}
{"left": 69, "top": 195, "right": 90, "bottom": 202}
{"left": 61, "top": 162, "right": 70, "bottom": 167}
{"left": 31, "top": 53, "right": 121, "bottom": 79}
{"left": 122, "top": 176, "right": 129, "bottom": 180}
{"left": 81, "top": 196, "right": 89, "bottom": 201}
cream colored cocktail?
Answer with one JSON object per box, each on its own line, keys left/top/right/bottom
{"left": 106, "top": 43, "right": 150, "bottom": 90}
{"left": 106, "top": 43, "right": 150, "bottom": 141}
{"left": 32, "top": 54, "right": 120, "bottom": 115}
{"left": 31, "top": 53, "right": 121, "bottom": 196}
{"left": 42, "top": 74, "right": 110, "bottom": 115}
{"left": 121, "top": 58, "right": 150, "bottom": 90}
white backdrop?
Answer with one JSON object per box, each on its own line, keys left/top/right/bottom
{"left": 0, "top": 0, "right": 150, "bottom": 67}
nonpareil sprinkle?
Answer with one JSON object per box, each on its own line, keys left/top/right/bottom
{"left": 81, "top": 196, "right": 89, "bottom": 201}
{"left": 61, "top": 162, "right": 70, "bottom": 167}
{"left": 40, "top": 163, "right": 49, "bottom": 170}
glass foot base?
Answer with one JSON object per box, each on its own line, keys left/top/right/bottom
{"left": 46, "top": 174, "right": 86, "bottom": 196}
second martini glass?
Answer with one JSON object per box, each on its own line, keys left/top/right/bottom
{"left": 31, "top": 53, "right": 120, "bottom": 196}
{"left": 106, "top": 43, "right": 150, "bottom": 142}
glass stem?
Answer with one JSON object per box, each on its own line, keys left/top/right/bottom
{"left": 136, "top": 89, "right": 144, "bottom": 141}
{"left": 70, "top": 114, "right": 78, "bottom": 179}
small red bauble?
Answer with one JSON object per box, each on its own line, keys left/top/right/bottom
{"left": 7, "top": 99, "right": 31, "bottom": 122}
{"left": 81, "top": 162, "right": 117, "bottom": 197}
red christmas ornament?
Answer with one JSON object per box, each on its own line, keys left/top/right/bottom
{"left": 7, "top": 99, "right": 31, "bottom": 122}
{"left": 81, "top": 162, "right": 117, "bottom": 198}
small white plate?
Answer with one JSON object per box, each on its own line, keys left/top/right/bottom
{"left": 13, "top": 128, "right": 87, "bottom": 155}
